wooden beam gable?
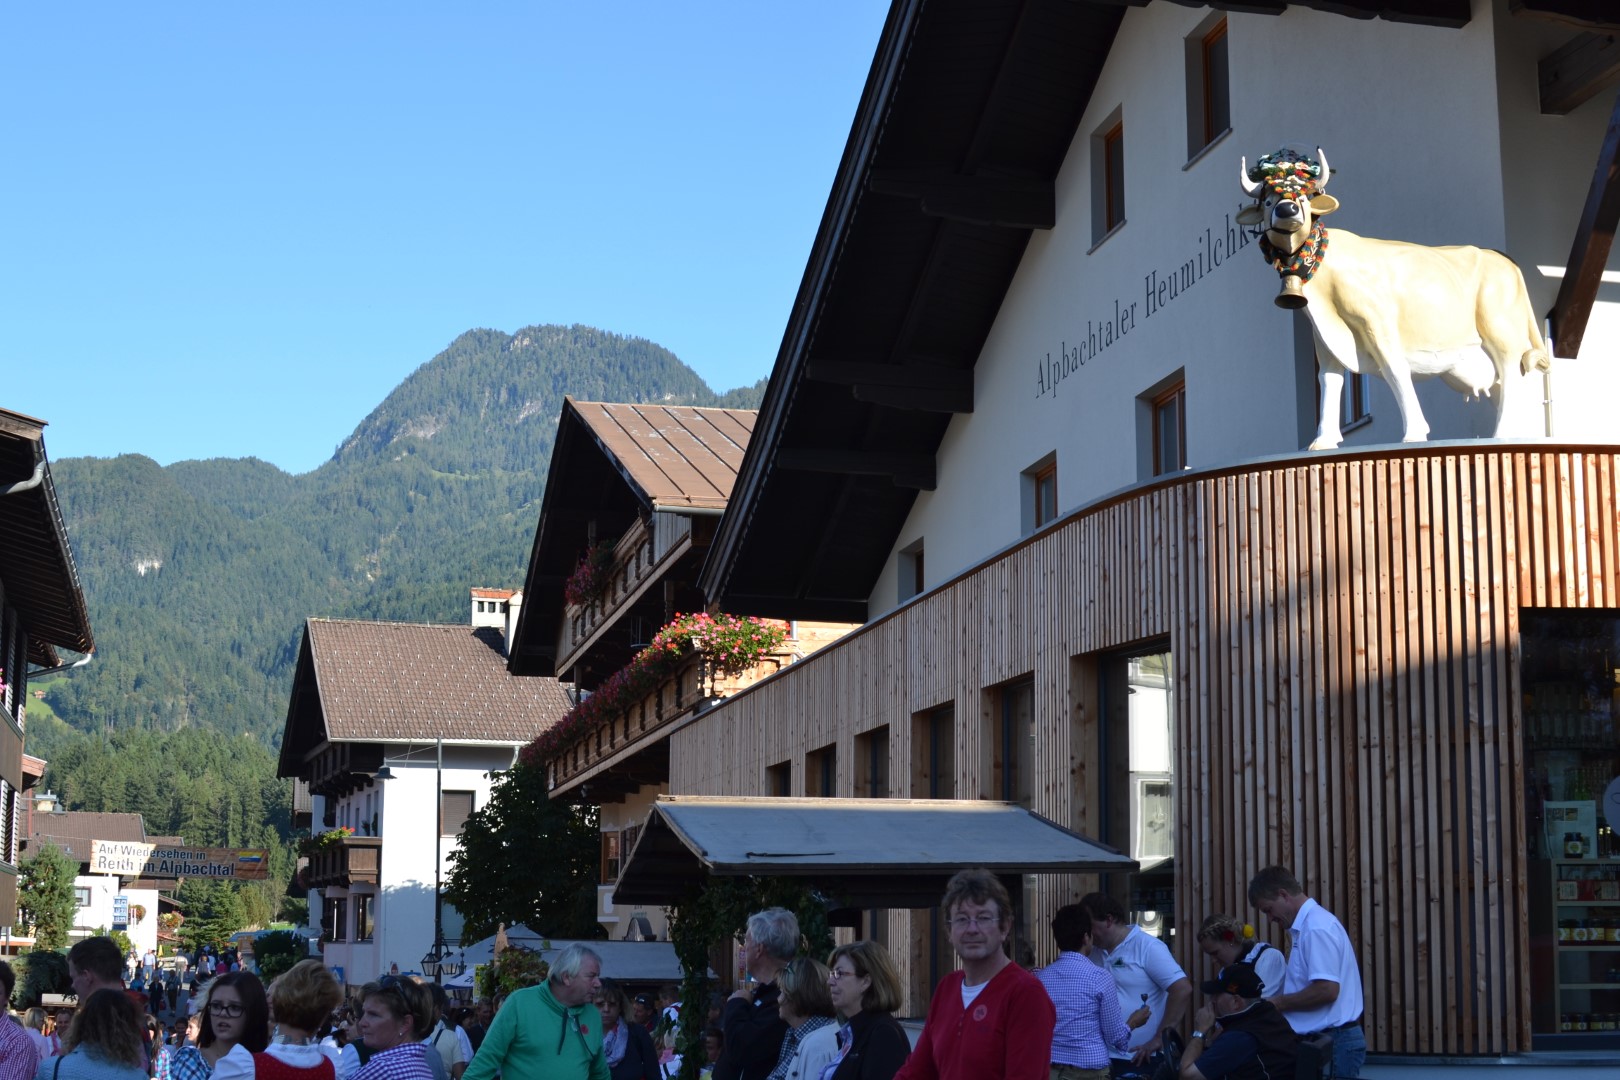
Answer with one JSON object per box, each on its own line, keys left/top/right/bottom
{"left": 1550, "top": 88, "right": 1620, "bottom": 358}
{"left": 1539, "top": 32, "right": 1620, "bottom": 115}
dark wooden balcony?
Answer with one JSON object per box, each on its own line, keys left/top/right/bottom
{"left": 556, "top": 519, "right": 662, "bottom": 676}
{"left": 306, "top": 835, "right": 382, "bottom": 889}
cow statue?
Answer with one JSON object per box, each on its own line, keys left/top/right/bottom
{"left": 1238, "top": 147, "right": 1550, "bottom": 449}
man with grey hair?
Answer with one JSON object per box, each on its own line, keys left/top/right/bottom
{"left": 462, "top": 943, "right": 607, "bottom": 1080}
{"left": 716, "top": 907, "right": 799, "bottom": 1080}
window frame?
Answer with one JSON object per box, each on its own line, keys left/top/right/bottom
{"left": 1152, "top": 381, "right": 1188, "bottom": 476}
{"left": 440, "top": 790, "right": 475, "bottom": 837}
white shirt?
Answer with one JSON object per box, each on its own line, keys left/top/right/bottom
{"left": 1281, "top": 897, "right": 1364, "bottom": 1033}
{"left": 1097, "top": 926, "right": 1187, "bottom": 1056}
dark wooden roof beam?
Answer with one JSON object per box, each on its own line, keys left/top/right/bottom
{"left": 1540, "top": 32, "right": 1620, "bottom": 114}
{"left": 1550, "top": 86, "right": 1620, "bottom": 358}
{"left": 807, "top": 359, "right": 974, "bottom": 413}
{"left": 775, "top": 448, "right": 936, "bottom": 490}
{"left": 1094, "top": 1, "right": 1470, "bottom": 29}
{"left": 1512, "top": 0, "right": 1620, "bottom": 32}
{"left": 868, "top": 169, "right": 1055, "bottom": 230}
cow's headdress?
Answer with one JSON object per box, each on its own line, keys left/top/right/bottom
{"left": 1245, "top": 148, "right": 1326, "bottom": 200}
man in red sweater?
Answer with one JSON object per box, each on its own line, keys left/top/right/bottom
{"left": 893, "top": 868, "right": 1055, "bottom": 1080}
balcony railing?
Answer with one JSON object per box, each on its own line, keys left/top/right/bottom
{"left": 306, "top": 835, "right": 382, "bottom": 890}
{"left": 556, "top": 516, "right": 695, "bottom": 675}
{"left": 549, "top": 649, "right": 783, "bottom": 794}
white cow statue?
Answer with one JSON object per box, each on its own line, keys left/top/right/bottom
{"left": 1238, "top": 147, "right": 1550, "bottom": 449}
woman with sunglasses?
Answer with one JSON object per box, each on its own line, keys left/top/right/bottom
{"left": 352, "top": 977, "right": 436, "bottom": 1080}
{"left": 820, "top": 942, "right": 909, "bottom": 1080}
{"left": 211, "top": 960, "right": 346, "bottom": 1080}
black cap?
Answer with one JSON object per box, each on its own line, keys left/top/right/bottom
{"left": 1200, "top": 962, "right": 1265, "bottom": 999}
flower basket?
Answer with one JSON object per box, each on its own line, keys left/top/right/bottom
{"left": 521, "top": 613, "right": 787, "bottom": 768}
{"left": 563, "top": 542, "right": 616, "bottom": 609}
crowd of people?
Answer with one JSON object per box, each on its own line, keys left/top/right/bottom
{"left": 0, "top": 865, "right": 1361, "bottom": 1080}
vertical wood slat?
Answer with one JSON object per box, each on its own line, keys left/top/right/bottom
{"left": 656, "top": 446, "right": 1620, "bottom": 1056}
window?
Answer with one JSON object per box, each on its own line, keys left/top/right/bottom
{"left": 912, "top": 705, "right": 957, "bottom": 799}
{"left": 1090, "top": 110, "right": 1126, "bottom": 244}
{"left": 1100, "top": 646, "right": 1176, "bottom": 935}
{"left": 767, "top": 761, "right": 793, "bottom": 797}
{"left": 1021, "top": 454, "right": 1058, "bottom": 534}
{"left": 855, "top": 726, "right": 890, "bottom": 798}
{"left": 1341, "top": 372, "right": 1372, "bottom": 430}
{"left": 898, "top": 539, "right": 925, "bottom": 604}
{"left": 990, "top": 680, "right": 1035, "bottom": 807}
{"left": 355, "top": 894, "right": 375, "bottom": 942}
{"left": 601, "top": 831, "right": 621, "bottom": 884}
{"left": 1185, "top": 16, "right": 1230, "bottom": 158}
{"left": 806, "top": 743, "right": 838, "bottom": 797}
{"left": 441, "top": 791, "right": 474, "bottom": 836}
{"left": 1153, "top": 382, "right": 1187, "bottom": 475}
{"left": 74, "top": 886, "right": 92, "bottom": 908}
{"left": 622, "top": 823, "right": 641, "bottom": 864}
{"left": 330, "top": 896, "right": 348, "bottom": 942}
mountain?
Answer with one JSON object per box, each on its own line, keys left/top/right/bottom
{"left": 40, "top": 324, "right": 767, "bottom": 744}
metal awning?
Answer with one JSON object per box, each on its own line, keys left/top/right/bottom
{"left": 613, "top": 796, "right": 1137, "bottom": 909}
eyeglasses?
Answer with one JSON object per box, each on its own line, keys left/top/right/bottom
{"left": 827, "top": 968, "right": 861, "bottom": 982}
{"left": 206, "top": 1003, "right": 244, "bottom": 1018}
{"left": 948, "top": 913, "right": 1002, "bottom": 930}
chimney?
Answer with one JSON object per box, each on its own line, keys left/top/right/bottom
{"left": 470, "top": 587, "right": 516, "bottom": 631}
{"left": 504, "top": 591, "right": 524, "bottom": 657}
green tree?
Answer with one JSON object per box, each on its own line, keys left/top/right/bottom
{"left": 12, "top": 950, "right": 70, "bottom": 1009}
{"left": 250, "top": 930, "right": 306, "bottom": 981}
{"left": 178, "top": 881, "right": 248, "bottom": 952}
{"left": 18, "top": 842, "right": 77, "bottom": 950}
{"left": 445, "top": 764, "right": 601, "bottom": 941}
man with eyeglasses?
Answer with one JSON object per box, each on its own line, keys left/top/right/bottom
{"left": 462, "top": 943, "right": 607, "bottom": 1080}
{"left": 893, "top": 868, "right": 1054, "bottom": 1080}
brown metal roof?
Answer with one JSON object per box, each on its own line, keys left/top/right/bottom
{"left": 278, "top": 619, "right": 574, "bottom": 777}
{"left": 27, "top": 810, "right": 147, "bottom": 864}
{"left": 568, "top": 399, "right": 755, "bottom": 512}
{"left": 0, "top": 408, "right": 94, "bottom": 665}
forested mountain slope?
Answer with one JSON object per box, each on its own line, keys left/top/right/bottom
{"left": 41, "top": 324, "right": 766, "bottom": 744}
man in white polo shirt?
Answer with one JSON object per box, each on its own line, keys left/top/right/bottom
{"left": 1079, "top": 892, "right": 1189, "bottom": 1078}
{"left": 1248, "top": 866, "right": 1365, "bottom": 1078}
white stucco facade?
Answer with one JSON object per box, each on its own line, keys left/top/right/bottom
{"left": 868, "top": 0, "right": 1620, "bottom": 618}
{"left": 310, "top": 742, "right": 516, "bottom": 985}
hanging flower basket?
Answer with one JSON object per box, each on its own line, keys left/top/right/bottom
{"left": 520, "top": 613, "right": 788, "bottom": 767}
{"left": 563, "top": 542, "right": 616, "bottom": 608}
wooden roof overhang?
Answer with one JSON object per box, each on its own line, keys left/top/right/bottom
{"left": 698, "top": 0, "right": 1482, "bottom": 622}
{"left": 509, "top": 400, "right": 669, "bottom": 677}
{"left": 0, "top": 409, "right": 94, "bottom": 666}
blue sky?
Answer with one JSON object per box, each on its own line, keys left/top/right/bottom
{"left": 2, "top": 2, "right": 888, "bottom": 474}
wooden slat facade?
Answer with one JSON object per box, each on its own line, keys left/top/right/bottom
{"left": 666, "top": 442, "right": 1620, "bottom": 1056}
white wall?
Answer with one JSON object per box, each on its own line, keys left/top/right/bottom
{"left": 867, "top": 0, "right": 1620, "bottom": 617}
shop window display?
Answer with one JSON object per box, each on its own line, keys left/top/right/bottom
{"left": 1524, "top": 610, "right": 1620, "bottom": 1043}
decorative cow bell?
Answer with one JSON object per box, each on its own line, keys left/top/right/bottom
{"left": 1237, "top": 145, "right": 1551, "bottom": 449}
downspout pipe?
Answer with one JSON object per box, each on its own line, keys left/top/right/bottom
{"left": 0, "top": 459, "right": 45, "bottom": 496}
{"left": 29, "top": 652, "right": 94, "bottom": 679}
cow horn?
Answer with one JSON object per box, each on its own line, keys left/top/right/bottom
{"left": 1314, "top": 147, "right": 1331, "bottom": 191}
{"left": 1239, "top": 157, "right": 1263, "bottom": 199}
